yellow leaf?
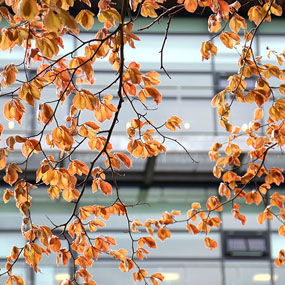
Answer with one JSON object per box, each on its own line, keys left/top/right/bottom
{"left": 76, "top": 9, "right": 94, "bottom": 31}
{"left": 47, "top": 185, "right": 61, "bottom": 199}
{"left": 141, "top": 2, "right": 158, "bottom": 18}
{"left": 73, "top": 92, "right": 87, "bottom": 110}
{"left": 44, "top": 9, "right": 62, "bottom": 33}
{"left": 60, "top": 0, "right": 75, "bottom": 10}
{"left": 98, "top": 8, "right": 121, "bottom": 27}
{"left": 0, "top": 30, "right": 12, "bottom": 51}
{"left": 3, "top": 189, "right": 13, "bottom": 203}
{"left": 208, "top": 14, "right": 221, "bottom": 33}
{"left": 279, "top": 84, "right": 285, "bottom": 95}
{"left": 269, "top": 3, "right": 282, "bottom": 17}
{"left": 220, "top": 32, "right": 233, "bottom": 49}
{"left": 18, "top": 0, "right": 38, "bottom": 21}
{"left": 95, "top": 104, "right": 107, "bottom": 123}
{"left": 248, "top": 5, "right": 269, "bottom": 26}
{"left": 201, "top": 41, "right": 217, "bottom": 61}
{"left": 59, "top": 9, "right": 78, "bottom": 30}
{"left": 6, "top": 277, "right": 13, "bottom": 285}
{"left": 36, "top": 37, "right": 59, "bottom": 59}
{"left": 229, "top": 13, "right": 247, "bottom": 33}
{"left": 62, "top": 188, "right": 74, "bottom": 202}
{"left": 19, "top": 83, "right": 41, "bottom": 107}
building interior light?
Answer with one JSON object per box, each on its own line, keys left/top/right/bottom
{"left": 162, "top": 272, "right": 180, "bottom": 281}
{"left": 55, "top": 273, "right": 70, "bottom": 281}
{"left": 183, "top": 122, "right": 191, "bottom": 130}
{"left": 241, "top": 123, "right": 248, "bottom": 132}
{"left": 8, "top": 121, "right": 15, "bottom": 129}
{"left": 252, "top": 273, "right": 278, "bottom": 282}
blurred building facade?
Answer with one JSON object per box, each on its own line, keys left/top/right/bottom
{"left": 0, "top": 16, "right": 285, "bottom": 285}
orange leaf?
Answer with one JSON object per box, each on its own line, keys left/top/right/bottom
{"left": 279, "top": 224, "right": 285, "bottom": 237}
{"left": 184, "top": 0, "right": 198, "bottom": 13}
{"left": 254, "top": 108, "right": 263, "bottom": 120}
{"left": 187, "top": 223, "right": 199, "bottom": 235}
{"left": 4, "top": 163, "right": 22, "bottom": 186}
{"left": 138, "top": 236, "right": 157, "bottom": 248}
{"left": 1, "top": 64, "right": 18, "bottom": 87}
{"left": 144, "top": 87, "right": 162, "bottom": 104}
{"left": 218, "top": 182, "right": 231, "bottom": 199}
{"left": 49, "top": 235, "right": 61, "bottom": 252}
{"left": 85, "top": 121, "right": 100, "bottom": 132}
{"left": 38, "top": 103, "right": 53, "bottom": 125}
{"left": 204, "top": 237, "right": 218, "bottom": 251}
{"left": 4, "top": 99, "right": 25, "bottom": 124}
{"left": 157, "top": 227, "right": 171, "bottom": 241}
{"left": 201, "top": 41, "right": 217, "bottom": 61}
{"left": 151, "top": 273, "right": 165, "bottom": 282}
{"left": 165, "top": 116, "right": 183, "bottom": 131}
{"left": 258, "top": 212, "right": 266, "bottom": 224}
{"left": 22, "top": 139, "right": 41, "bottom": 157}
{"left": 6, "top": 277, "right": 13, "bottom": 285}
{"left": 99, "top": 180, "right": 112, "bottom": 196}
{"left": 116, "top": 152, "right": 132, "bottom": 168}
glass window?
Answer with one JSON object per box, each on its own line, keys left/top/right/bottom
{"left": 35, "top": 265, "right": 72, "bottom": 285}
{"left": 88, "top": 261, "right": 222, "bottom": 285}
{"left": 0, "top": 262, "right": 27, "bottom": 284}
{"left": 213, "top": 38, "right": 257, "bottom": 72}
{"left": 259, "top": 35, "right": 285, "bottom": 62}
{"left": 222, "top": 212, "right": 267, "bottom": 231}
{"left": 0, "top": 233, "right": 26, "bottom": 258}
{"left": 225, "top": 261, "right": 271, "bottom": 285}
{"left": 0, "top": 46, "right": 25, "bottom": 66}
{"left": 88, "top": 231, "right": 221, "bottom": 259}
{"left": 274, "top": 265, "right": 285, "bottom": 285}
{"left": 271, "top": 233, "right": 284, "bottom": 259}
